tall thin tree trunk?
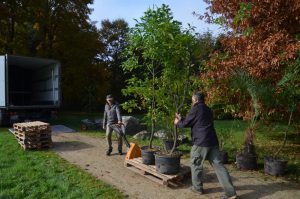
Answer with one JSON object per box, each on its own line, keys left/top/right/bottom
{"left": 170, "top": 125, "right": 178, "bottom": 155}
{"left": 149, "top": 67, "right": 155, "bottom": 149}
{"left": 273, "top": 111, "right": 292, "bottom": 158}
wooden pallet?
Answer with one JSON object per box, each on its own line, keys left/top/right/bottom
{"left": 14, "top": 131, "right": 51, "bottom": 139}
{"left": 18, "top": 141, "right": 53, "bottom": 150}
{"left": 13, "top": 121, "right": 52, "bottom": 150}
{"left": 13, "top": 121, "right": 50, "bottom": 132}
{"left": 124, "top": 157, "right": 190, "bottom": 187}
{"left": 17, "top": 137, "right": 52, "bottom": 144}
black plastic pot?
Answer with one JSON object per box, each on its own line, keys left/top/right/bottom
{"left": 236, "top": 153, "right": 258, "bottom": 170}
{"left": 219, "top": 150, "right": 228, "bottom": 164}
{"left": 264, "top": 157, "right": 288, "bottom": 176}
{"left": 163, "top": 139, "right": 179, "bottom": 151}
{"left": 155, "top": 152, "right": 181, "bottom": 175}
{"left": 141, "top": 146, "right": 159, "bottom": 165}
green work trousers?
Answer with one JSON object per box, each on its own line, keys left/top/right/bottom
{"left": 190, "top": 145, "right": 236, "bottom": 196}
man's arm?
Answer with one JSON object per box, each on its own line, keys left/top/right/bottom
{"left": 176, "top": 107, "right": 197, "bottom": 128}
{"left": 103, "top": 105, "right": 107, "bottom": 128}
{"left": 116, "top": 104, "right": 122, "bottom": 123}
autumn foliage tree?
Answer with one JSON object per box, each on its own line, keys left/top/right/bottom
{"left": 199, "top": 0, "right": 300, "bottom": 119}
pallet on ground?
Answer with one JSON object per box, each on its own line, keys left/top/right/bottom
{"left": 15, "top": 135, "right": 51, "bottom": 141}
{"left": 18, "top": 141, "right": 53, "bottom": 150}
{"left": 13, "top": 121, "right": 50, "bottom": 132}
{"left": 124, "top": 157, "right": 190, "bottom": 187}
{"left": 14, "top": 131, "right": 51, "bottom": 139}
{"left": 17, "top": 137, "right": 52, "bottom": 145}
{"left": 13, "top": 121, "right": 52, "bottom": 150}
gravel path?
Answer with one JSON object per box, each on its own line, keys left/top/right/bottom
{"left": 51, "top": 132, "right": 300, "bottom": 199}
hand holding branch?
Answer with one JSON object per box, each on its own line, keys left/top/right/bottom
{"left": 174, "top": 112, "right": 181, "bottom": 125}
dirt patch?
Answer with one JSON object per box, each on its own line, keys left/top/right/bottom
{"left": 52, "top": 133, "right": 300, "bottom": 199}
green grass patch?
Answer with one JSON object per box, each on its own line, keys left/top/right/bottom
{"left": 0, "top": 129, "right": 124, "bottom": 199}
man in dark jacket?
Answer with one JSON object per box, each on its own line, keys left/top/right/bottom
{"left": 103, "top": 94, "right": 123, "bottom": 156}
{"left": 174, "top": 92, "right": 237, "bottom": 199}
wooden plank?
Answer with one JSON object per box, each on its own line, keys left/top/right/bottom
{"left": 126, "top": 157, "right": 190, "bottom": 180}
{"left": 13, "top": 121, "right": 50, "bottom": 132}
{"left": 125, "top": 157, "right": 190, "bottom": 187}
{"left": 126, "top": 159, "right": 169, "bottom": 180}
{"left": 126, "top": 166, "right": 165, "bottom": 185}
{"left": 14, "top": 132, "right": 51, "bottom": 139}
{"left": 17, "top": 139, "right": 52, "bottom": 145}
{"left": 17, "top": 140, "right": 52, "bottom": 146}
{"left": 18, "top": 142, "right": 53, "bottom": 150}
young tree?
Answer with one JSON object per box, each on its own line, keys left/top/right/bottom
{"left": 98, "top": 19, "right": 129, "bottom": 100}
{"left": 122, "top": 4, "right": 201, "bottom": 152}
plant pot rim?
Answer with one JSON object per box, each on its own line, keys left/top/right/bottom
{"left": 141, "top": 145, "right": 160, "bottom": 151}
{"left": 155, "top": 151, "right": 182, "bottom": 158}
{"left": 264, "top": 156, "right": 288, "bottom": 163}
{"left": 236, "top": 153, "right": 258, "bottom": 158}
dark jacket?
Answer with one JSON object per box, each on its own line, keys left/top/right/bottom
{"left": 103, "top": 102, "right": 122, "bottom": 126}
{"left": 176, "top": 102, "right": 219, "bottom": 147}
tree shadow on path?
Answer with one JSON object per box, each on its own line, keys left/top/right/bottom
{"left": 52, "top": 141, "right": 94, "bottom": 152}
{"left": 174, "top": 169, "right": 299, "bottom": 199}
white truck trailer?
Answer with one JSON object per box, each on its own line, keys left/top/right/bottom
{"left": 0, "top": 55, "right": 60, "bottom": 125}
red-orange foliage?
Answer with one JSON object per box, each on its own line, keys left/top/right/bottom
{"left": 200, "top": 0, "right": 300, "bottom": 119}
{"left": 205, "top": 0, "right": 299, "bottom": 79}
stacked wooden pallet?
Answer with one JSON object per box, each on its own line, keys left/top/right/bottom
{"left": 13, "top": 121, "right": 52, "bottom": 150}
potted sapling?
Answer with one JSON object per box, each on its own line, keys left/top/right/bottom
{"left": 231, "top": 69, "right": 264, "bottom": 170}
{"left": 122, "top": 5, "right": 200, "bottom": 170}
{"left": 121, "top": 59, "right": 161, "bottom": 165}
{"left": 218, "top": 129, "right": 230, "bottom": 164}
{"left": 264, "top": 60, "right": 299, "bottom": 176}
{"left": 154, "top": 69, "right": 200, "bottom": 175}
{"left": 264, "top": 124, "right": 289, "bottom": 176}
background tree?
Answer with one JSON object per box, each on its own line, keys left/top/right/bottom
{"left": 98, "top": 19, "right": 129, "bottom": 101}
{"left": 0, "top": 0, "right": 110, "bottom": 110}
{"left": 199, "top": 0, "right": 300, "bottom": 119}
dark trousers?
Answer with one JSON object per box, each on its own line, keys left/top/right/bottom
{"left": 106, "top": 124, "right": 123, "bottom": 151}
{"left": 190, "top": 145, "right": 236, "bottom": 196}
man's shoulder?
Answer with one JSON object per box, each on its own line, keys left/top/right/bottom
{"left": 113, "top": 102, "right": 120, "bottom": 107}
{"left": 194, "top": 102, "right": 211, "bottom": 111}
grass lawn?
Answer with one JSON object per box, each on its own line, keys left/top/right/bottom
{"left": 51, "top": 111, "right": 300, "bottom": 183}
{"left": 0, "top": 128, "right": 124, "bottom": 199}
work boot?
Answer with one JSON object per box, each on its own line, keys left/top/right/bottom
{"left": 190, "top": 187, "right": 204, "bottom": 195}
{"left": 220, "top": 195, "right": 237, "bottom": 199}
{"left": 118, "top": 150, "right": 123, "bottom": 155}
{"left": 106, "top": 148, "right": 112, "bottom": 156}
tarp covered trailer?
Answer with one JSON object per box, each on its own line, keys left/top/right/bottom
{"left": 0, "top": 54, "right": 60, "bottom": 125}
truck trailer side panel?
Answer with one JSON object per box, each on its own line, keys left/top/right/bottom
{"left": 0, "top": 55, "right": 60, "bottom": 125}
{"left": 0, "top": 56, "right": 5, "bottom": 107}
{"left": 7, "top": 55, "right": 60, "bottom": 108}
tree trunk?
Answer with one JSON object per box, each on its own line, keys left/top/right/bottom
{"left": 170, "top": 125, "right": 178, "bottom": 155}
{"left": 273, "top": 111, "right": 292, "bottom": 158}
